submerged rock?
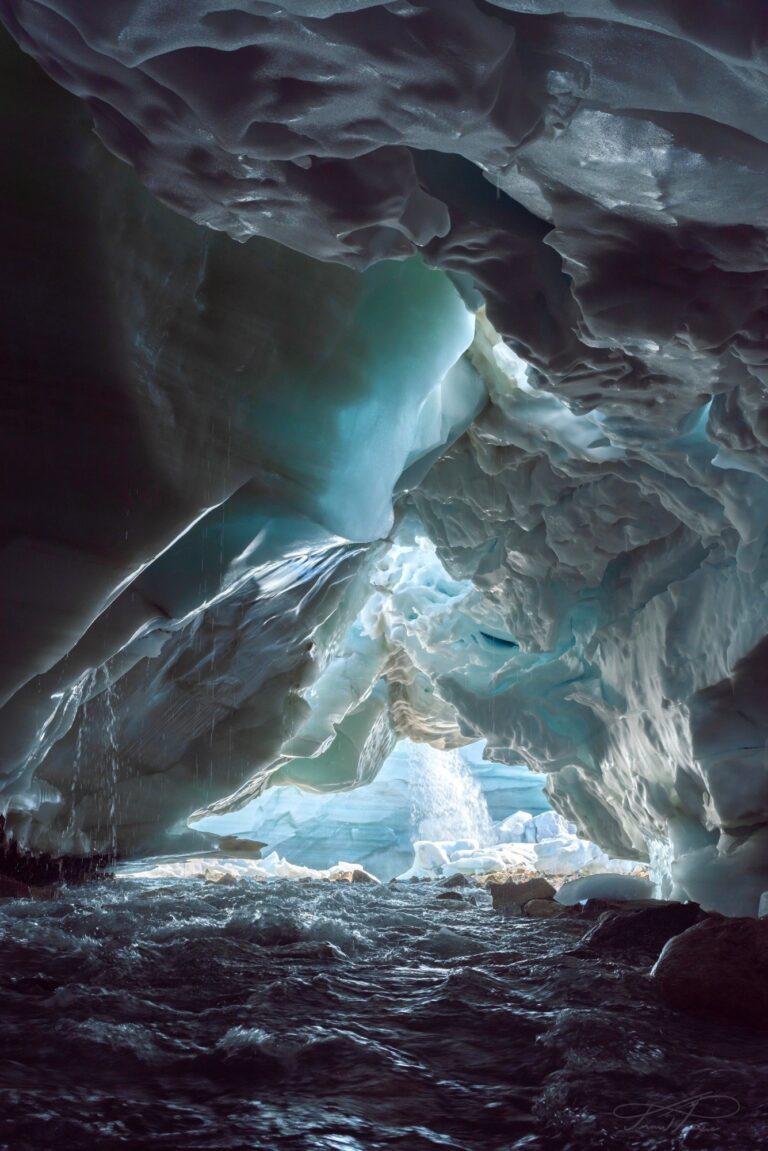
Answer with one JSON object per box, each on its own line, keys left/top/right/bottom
{"left": 0, "top": 874, "right": 59, "bottom": 901}
{"left": 488, "top": 876, "right": 556, "bottom": 914}
{"left": 436, "top": 890, "right": 465, "bottom": 902}
{"left": 580, "top": 901, "right": 707, "bottom": 956}
{"left": 522, "top": 899, "right": 564, "bottom": 919}
{"left": 652, "top": 917, "right": 768, "bottom": 1031}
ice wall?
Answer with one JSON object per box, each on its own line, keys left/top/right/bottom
{"left": 410, "top": 321, "right": 768, "bottom": 915}
{"left": 0, "top": 31, "right": 480, "bottom": 856}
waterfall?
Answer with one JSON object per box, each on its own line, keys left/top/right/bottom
{"left": 408, "top": 743, "right": 494, "bottom": 847}
{"left": 648, "top": 836, "right": 674, "bottom": 899}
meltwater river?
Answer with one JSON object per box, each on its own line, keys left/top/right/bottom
{"left": 1, "top": 874, "right": 767, "bottom": 1151}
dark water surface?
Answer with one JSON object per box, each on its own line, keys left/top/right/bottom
{"left": 1, "top": 875, "right": 766, "bottom": 1150}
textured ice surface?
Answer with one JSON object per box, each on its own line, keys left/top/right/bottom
{"left": 5, "top": 0, "right": 768, "bottom": 424}
{"left": 194, "top": 738, "right": 634, "bottom": 883}
{"left": 3, "top": 9, "right": 768, "bottom": 915}
{"left": 195, "top": 740, "right": 549, "bottom": 880}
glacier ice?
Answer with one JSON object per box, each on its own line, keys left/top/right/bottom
{"left": 194, "top": 739, "right": 638, "bottom": 883}
{"left": 2, "top": 8, "right": 768, "bottom": 917}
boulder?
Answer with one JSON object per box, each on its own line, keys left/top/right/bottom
{"left": 437, "top": 890, "right": 465, "bottom": 902}
{"left": 580, "top": 901, "right": 707, "bottom": 956}
{"left": 440, "top": 873, "right": 471, "bottom": 889}
{"left": 0, "top": 874, "right": 58, "bottom": 900}
{"left": 570, "top": 897, "right": 655, "bottom": 921}
{"left": 201, "top": 870, "right": 238, "bottom": 885}
{"left": 0, "top": 874, "right": 32, "bottom": 898}
{"left": 522, "top": 898, "right": 564, "bottom": 919}
{"left": 331, "top": 867, "right": 379, "bottom": 884}
{"left": 488, "top": 876, "right": 556, "bottom": 913}
{"left": 652, "top": 917, "right": 768, "bottom": 1030}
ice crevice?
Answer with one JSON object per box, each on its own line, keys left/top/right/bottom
{"left": 2, "top": 5, "right": 768, "bottom": 915}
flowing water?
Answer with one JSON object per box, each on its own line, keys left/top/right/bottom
{"left": 1, "top": 876, "right": 767, "bottom": 1151}
{"left": 409, "top": 743, "right": 495, "bottom": 847}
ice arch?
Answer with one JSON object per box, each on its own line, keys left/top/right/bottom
{"left": 2, "top": 9, "right": 768, "bottom": 915}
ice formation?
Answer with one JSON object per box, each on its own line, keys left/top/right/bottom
{"left": 2, "top": 5, "right": 768, "bottom": 915}
{"left": 194, "top": 740, "right": 550, "bottom": 880}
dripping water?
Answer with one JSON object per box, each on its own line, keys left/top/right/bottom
{"left": 100, "top": 668, "right": 120, "bottom": 857}
{"left": 66, "top": 667, "right": 98, "bottom": 849}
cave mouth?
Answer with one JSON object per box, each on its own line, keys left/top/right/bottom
{"left": 175, "top": 739, "right": 650, "bottom": 889}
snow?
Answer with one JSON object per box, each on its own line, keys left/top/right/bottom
{"left": 399, "top": 835, "right": 642, "bottom": 883}
{"left": 123, "top": 852, "right": 380, "bottom": 885}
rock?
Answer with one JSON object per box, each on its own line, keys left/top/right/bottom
{"left": 556, "top": 873, "right": 655, "bottom": 906}
{"left": 0, "top": 874, "right": 32, "bottom": 898}
{"left": 522, "top": 898, "right": 564, "bottom": 919}
{"left": 488, "top": 876, "right": 556, "bottom": 914}
{"left": 0, "top": 874, "right": 58, "bottom": 900}
{"left": 652, "top": 917, "right": 768, "bottom": 1030}
{"left": 216, "top": 837, "right": 266, "bottom": 857}
{"left": 331, "top": 867, "right": 378, "bottom": 884}
{"left": 570, "top": 897, "right": 651, "bottom": 921}
{"left": 480, "top": 868, "right": 538, "bottom": 887}
{"left": 580, "top": 901, "right": 707, "bottom": 956}
{"left": 440, "top": 873, "right": 471, "bottom": 889}
{"left": 201, "top": 870, "right": 238, "bottom": 885}
{"left": 350, "top": 868, "right": 378, "bottom": 884}
{"left": 437, "top": 891, "right": 465, "bottom": 902}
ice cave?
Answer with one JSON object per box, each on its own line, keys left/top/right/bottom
{"left": 2, "top": 2, "right": 768, "bottom": 1148}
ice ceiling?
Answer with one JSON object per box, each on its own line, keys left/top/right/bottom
{"left": 2, "top": 1, "right": 768, "bottom": 914}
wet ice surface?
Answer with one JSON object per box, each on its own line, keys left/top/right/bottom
{"left": 1, "top": 879, "right": 767, "bottom": 1151}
